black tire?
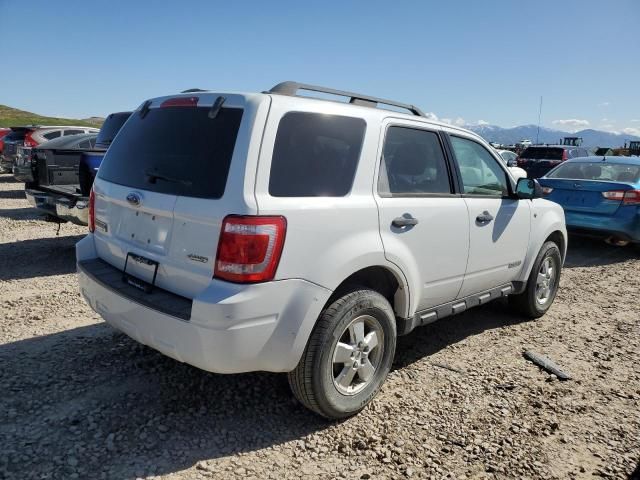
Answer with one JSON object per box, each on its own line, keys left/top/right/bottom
{"left": 509, "top": 241, "right": 562, "bottom": 318}
{"left": 288, "top": 288, "right": 397, "bottom": 419}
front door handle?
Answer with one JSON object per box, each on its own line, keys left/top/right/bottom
{"left": 392, "top": 215, "right": 419, "bottom": 228}
{"left": 476, "top": 211, "right": 494, "bottom": 224}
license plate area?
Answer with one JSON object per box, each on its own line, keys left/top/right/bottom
{"left": 122, "top": 252, "right": 159, "bottom": 293}
{"left": 564, "top": 192, "right": 586, "bottom": 205}
{"left": 119, "top": 210, "right": 172, "bottom": 253}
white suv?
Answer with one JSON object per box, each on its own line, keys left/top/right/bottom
{"left": 76, "top": 82, "right": 567, "bottom": 419}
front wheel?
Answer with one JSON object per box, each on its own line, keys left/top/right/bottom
{"left": 288, "top": 288, "right": 397, "bottom": 419}
{"left": 510, "top": 241, "right": 562, "bottom": 318}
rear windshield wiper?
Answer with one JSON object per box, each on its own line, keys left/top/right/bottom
{"left": 144, "top": 169, "right": 192, "bottom": 186}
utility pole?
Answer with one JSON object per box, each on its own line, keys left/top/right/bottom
{"left": 536, "top": 96, "right": 543, "bottom": 145}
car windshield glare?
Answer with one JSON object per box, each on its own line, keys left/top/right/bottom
{"left": 547, "top": 162, "right": 640, "bottom": 182}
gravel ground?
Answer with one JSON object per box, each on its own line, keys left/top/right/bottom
{"left": 1, "top": 173, "right": 639, "bottom": 480}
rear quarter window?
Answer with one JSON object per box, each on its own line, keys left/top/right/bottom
{"left": 268, "top": 112, "right": 366, "bottom": 197}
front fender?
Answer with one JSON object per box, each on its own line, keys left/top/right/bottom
{"left": 517, "top": 199, "right": 567, "bottom": 283}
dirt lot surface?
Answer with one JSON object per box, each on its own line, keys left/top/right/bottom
{"left": 1, "top": 173, "right": 639, "bottom": 480}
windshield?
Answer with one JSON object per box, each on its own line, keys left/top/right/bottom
{"left": 547, "top": 162, "right": 640, "bottom": 182}
{"left": 520, "top": 147, "right": 564, "bottom": 160}
{"left": 98, "top": 106, "right": 243, "bottom": 199}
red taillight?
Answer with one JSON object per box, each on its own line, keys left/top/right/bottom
{"left": 24, "top": 131, "right": 38, "bottom": 148}
{"left": 214, "top": 216, "right": 286, "bottom": 283}
{"left": 160, "top": 96, "right": 199, "bottom": 108}
{"left": 517, "top": 157, "right": 525, "bottom": 166}
{"left": 562, "top": 150, "right": 568, "bottom": 161}
{"left": 602, "top": 189, "right": 640, "bottom": 205}
{"left": 88, "top": 189, "right": 96, "bottom": 232}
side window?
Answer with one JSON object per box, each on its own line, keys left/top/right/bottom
{"left": 63, "top": 129, "right": 84, "bottom": 136}
{"left": 379, "top": 126, "right": 451, "bottom": 195}
{"left": 450, "top": 136, "right": 509, "bottom": 196}
{"left": 268, "top": 112, "right": 366, "bottom": 197}
{"left": 43, "top": 131, "right": 61, "bottom": 140}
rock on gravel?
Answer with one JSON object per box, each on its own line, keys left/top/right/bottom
{"left": 0, "top": 173, "right": 639, "bottom": 479}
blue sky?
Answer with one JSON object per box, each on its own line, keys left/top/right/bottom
{"left": 1, "top": 0, "right": 638, "bottom": 135}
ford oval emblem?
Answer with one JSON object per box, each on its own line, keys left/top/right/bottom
{"left": 126, "top": 192, "right": 141, "bottom": 206}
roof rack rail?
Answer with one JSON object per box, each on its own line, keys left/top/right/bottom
{"left": 267, "top": 81, "right": 426, "bottom": 118}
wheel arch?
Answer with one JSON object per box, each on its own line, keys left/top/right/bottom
{"left": 326, "top": 265, "right": 410, "bottom": 320}
{"left": 545, "top": 230, "right": 567, "bottom": 262}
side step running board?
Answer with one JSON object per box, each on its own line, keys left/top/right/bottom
{"left": 397, "top": 283, "right": 514, "bottom": 336}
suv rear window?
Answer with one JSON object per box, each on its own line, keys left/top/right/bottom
{"left": 268, "top": 112, "right": 366, "bottom": 197}
{"left": 96, "top": 112, "right": 131, "bottom": 147}
{"left": 520, "top": 147, "right": 564, "bottom": 160}
{"left": 98, "top": 106, "right": 243, "bottom": 199}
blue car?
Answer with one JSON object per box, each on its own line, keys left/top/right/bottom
{"left": 538, "top": 156, "right": 640, "bottom": 245}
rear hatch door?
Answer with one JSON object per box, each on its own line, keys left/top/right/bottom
{"left": 93, "top": 94, "right": 251, "bottom": 298}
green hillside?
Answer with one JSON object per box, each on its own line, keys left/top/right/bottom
{"left": 0, "top": 105, "right": 103, "bottom": 128}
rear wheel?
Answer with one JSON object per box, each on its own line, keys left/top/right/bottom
{"left": 288, "top": 288, "right": 396, "bottom": 419}
{"left": 510, "top": 241, "right": 562, "bottom": 318}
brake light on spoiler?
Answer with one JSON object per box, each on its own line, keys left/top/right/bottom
{"left": 160, "top": 96, "right": 199, "bottom": 108}
{"left": 214, "top": 216, "right": 287, "bottom": 283}
{"left": 602, "top": 189, "right": 640, "bottom": 205}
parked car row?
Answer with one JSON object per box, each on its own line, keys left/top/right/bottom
{"left": 2, "top": 113, "right": 131, "bottom": 224}
{"left": 0, "top": 125, "right": 99, "bottom": 173}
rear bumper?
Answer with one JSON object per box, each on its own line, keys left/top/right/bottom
{"left": 55, "top": 197, "right": 89, "bottom": 225}
{"left": 76, "top": 236, "right": 332, "bottom": 374}
{"left": 13, "top": 165, "right": 34, "bottom": 183}
{"left": 25, "top": 188, "right": 89, "bottom": 225}
{"left": 565, "top": 211, "right": 640, "bottom": 242}
{"left": 25, "top": 188, "right": 57, "bottom": 214}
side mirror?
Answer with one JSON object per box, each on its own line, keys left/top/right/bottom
{"left": 516, "top": 177, "right": 543, "bottom": 199}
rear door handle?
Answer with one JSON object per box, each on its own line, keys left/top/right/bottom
{"left": 476, "top": 211, "right": 494, "bottom": 224}
{"left": 392, "top": 215, "right": 419, "bottom": 228}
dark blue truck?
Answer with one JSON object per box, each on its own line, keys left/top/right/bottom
{"left": 19, "top": 112, "right": 131, "bottom": 225}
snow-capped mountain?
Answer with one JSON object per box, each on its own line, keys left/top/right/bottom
{"left": 466, "top": 124, "right": 640, "bottom": 148}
